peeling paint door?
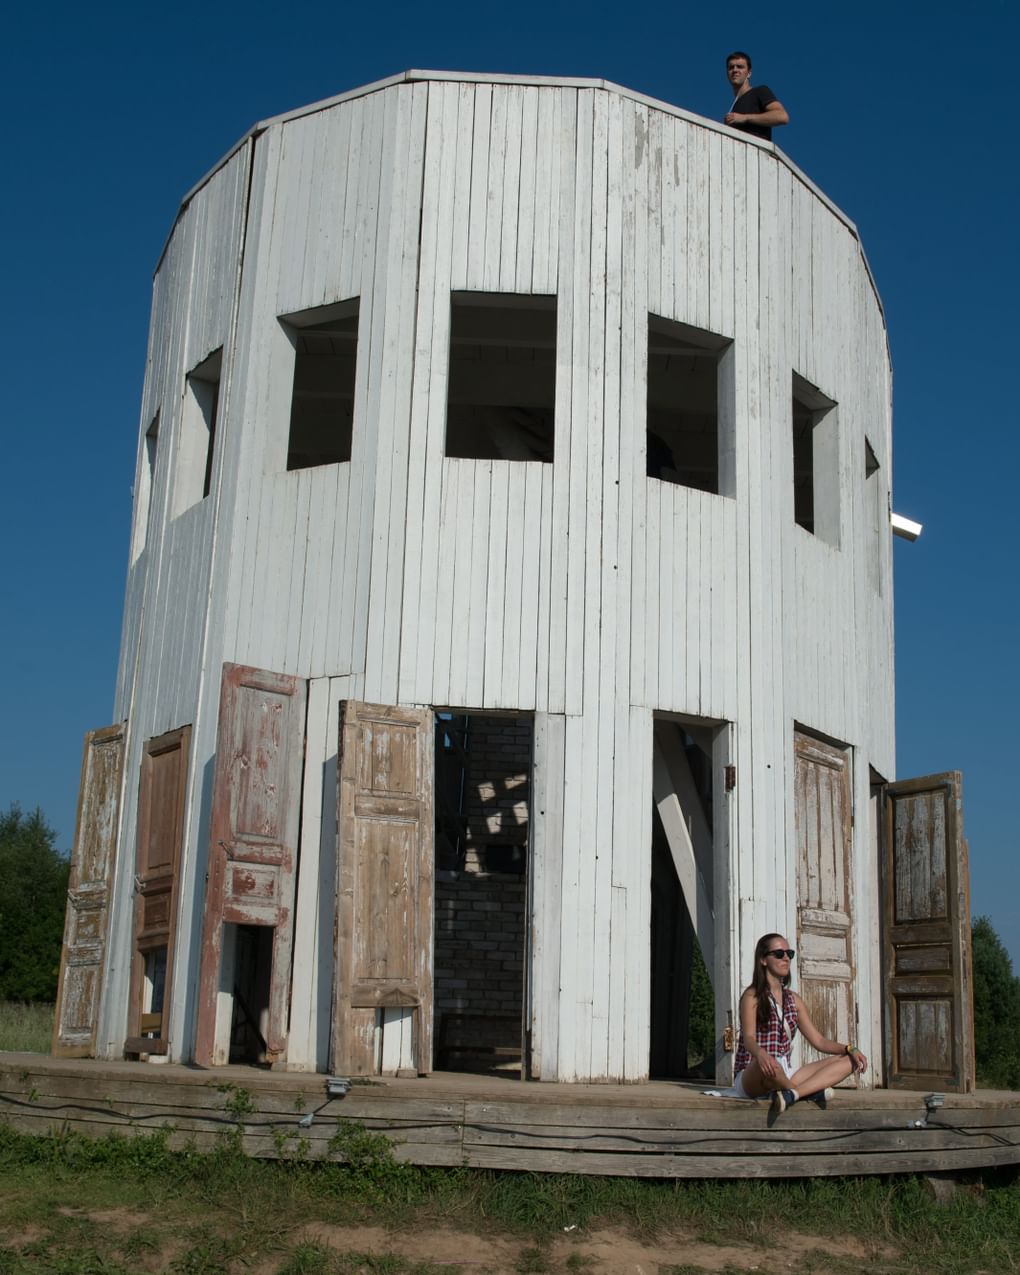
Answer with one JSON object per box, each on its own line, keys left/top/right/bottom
{"left": 125, "top": 725, "right": 191, "bottom": 1055}
{"left": 195, "top": 664, "right": 307, "bottom": 1066}
{"left": 333, "top": 701, "right": 434, "bottom": 1076}
{"left": 883, "top": 772, "right": 974, "bottom": 1092}
{"left": 52, "top": 724, "right": 126, "bottom": 1058}
{"left": 794, "top": 732, "right": 856, "bottom": 1076}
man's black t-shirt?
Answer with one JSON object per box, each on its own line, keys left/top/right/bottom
{"left": 728, "top": 85, "right": 778, "bottom": 140}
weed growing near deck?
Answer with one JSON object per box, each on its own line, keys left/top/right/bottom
{"left": 0, "top": 1001, "right": 53, "bottom": 1053}
{"left": 1, "top": 1123, "right": 1018, "bottom": 1272}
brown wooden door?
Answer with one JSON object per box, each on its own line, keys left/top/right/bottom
{"left": 794, "top": 731, "right": 856, "bottom": 1074}
{"left": 195, "top": 664, "right": 307, "bottom": 1066}
{"left": 52, "top": 724, "right": 126, "bottom": 1058}
{"left": 883, "top": 771, "right": 975, "bottom": 1092}
{"left": 125, "top": 725, "right": 191, "bottom": 1055}
{"left": 333, "top": 701, "right": 434, "bottom": 1076}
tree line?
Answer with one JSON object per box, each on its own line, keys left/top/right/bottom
{"left": 1, "top": 802, "right": 1018, "bottom": 1087}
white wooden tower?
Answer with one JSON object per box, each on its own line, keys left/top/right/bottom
{"left": 53, "top": 72, "right": 974, "bottom": 1093}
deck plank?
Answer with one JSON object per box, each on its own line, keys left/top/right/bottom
{"left": 2, "top": 1056, "right": 1018, "bottom": 1179}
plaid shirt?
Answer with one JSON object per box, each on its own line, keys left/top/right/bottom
{"left": 734, "top": 988, "right": 798, "bottom": 1074}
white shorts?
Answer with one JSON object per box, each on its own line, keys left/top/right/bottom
{"left": 730, "top": 1054, "right": 794, "bottom": 1100}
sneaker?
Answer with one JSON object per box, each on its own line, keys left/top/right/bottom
{"left": 809, "top": 1087, "right": 836, "bottom": 1108}
{"left": 770, "top": 1088, "right": 797, "bottom": 1114}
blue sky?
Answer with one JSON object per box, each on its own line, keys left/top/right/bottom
{"left": 2, "top": 2, "right": 1017, "bottom": 965}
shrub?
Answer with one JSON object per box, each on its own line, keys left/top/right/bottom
{"left": 0, "top": 805, "right": 69, "bottom": 1002}
{"left": 972, "top": 915, "right": 1020, "bottom": 1088}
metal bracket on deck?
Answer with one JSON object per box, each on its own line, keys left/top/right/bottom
{"left": 911, "top": 1092, "right": 946, "bottom": 1129}
{"left": 297, "top": 1076, "right": 351, "bottom": 1127}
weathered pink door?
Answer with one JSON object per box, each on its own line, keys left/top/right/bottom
{"left": 883, "top": 772, "right": 974, "bottom": 1092}
{"left": 52, "top": 724, "right": 126, "bottom": 1058}
{"left": 125, "top": 726, "right": 191, "bottom": 1055}
{"left": 333, "top": 701, "right": 434, "bottom": 1075}
{"left": 194, "top": 664, "right": 307, "bottom": 1066}
{"left": 794, "top": 731, "right": 856, "bottom": 1076}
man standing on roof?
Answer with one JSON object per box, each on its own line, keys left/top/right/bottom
{"left": 724, "top": 51, "right": 789, "bottom": 141}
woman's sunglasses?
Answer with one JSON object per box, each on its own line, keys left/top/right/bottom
{"left": 767, "top": 948, "right": 796, "bottom": 959}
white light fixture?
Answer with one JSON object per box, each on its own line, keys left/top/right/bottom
{"left": 891, "top": 512, "right": 923, "bottom": 541}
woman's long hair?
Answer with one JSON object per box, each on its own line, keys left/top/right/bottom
{"left": 750, "top": 932, "right": 791, "bottom": 1031}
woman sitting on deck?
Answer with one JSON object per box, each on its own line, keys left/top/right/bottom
{"left": 733, "top": 932, "right": 868, "bottom": 1114}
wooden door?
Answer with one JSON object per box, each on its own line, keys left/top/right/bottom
{"left": 52, "top": 724, "right": 126, "bottom": 1058}
{"left": 883, "top": 772, "right": 974, "bottom": 1092}
{"left": 794, "top": 732, "right": 856, "bottom": 1072}
{"left": 125, "top": 725, "right": 191, "bottom": 1055}
{"left": 333, "top": 701, "right": 434, "bottom": 1076}
{"left": 194, "top": 664, "right": 307, "bottom": 1066}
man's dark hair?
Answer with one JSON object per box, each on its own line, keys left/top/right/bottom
{"left": 726, "top": 50, "right": 753, "bottom": 70}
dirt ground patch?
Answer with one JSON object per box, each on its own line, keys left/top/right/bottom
{"left": 293, "top": 1221, "right": 901, "bottom": 1273}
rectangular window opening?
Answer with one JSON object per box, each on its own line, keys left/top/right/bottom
{"left": 145, "top": 413, "right": 159, "bottom": 482}
{"left": 131, "top": 412, "right": 160, "bottom": 562}
{"left": 173, "top": 348, "right": 222, "bottom": 516}
{"left": 647, "top": 315, "right": 733, "bottom": 495}
{"left": 864, "top": 437, "right": 880, "bottom": 479}
{"left": 792, "top": 372, "right": 839, "bottom": 546}
{"left": 141, "top": 946, "right": 167, "bottom": 1035}
{"left": 864, "top": 435, "right": 884, "bottom": 593}
{"left": 282, "top": 299, "right": 359, "bottom": 471}
{"left": 446, "top": 293, "right": 556, "bottom": 462}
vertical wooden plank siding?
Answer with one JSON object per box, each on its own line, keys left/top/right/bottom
{"left": 529, "top": 711, "right": 565, "bottom": 1079}
{"left": 546, "top": 87, "right": 577, "bottom": 716}
{"left": 365, "top": 82, "right": 429, "bottom": 705}
{"left": 286, "top": 677, "right": 332, "bottom": 1070}
{"left": 401, "top": 83, "right": 457, "bottom": 705}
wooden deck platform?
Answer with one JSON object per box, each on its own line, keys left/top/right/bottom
{"left": 3, "top": 1053, "right": 1019, "bottom": 1179}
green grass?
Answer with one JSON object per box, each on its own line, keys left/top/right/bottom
{"left": 1, "top": 1123, "right": 1019, "bottom": 1273}
{"left": 0, "top": 1001, "right": 53, "bottom": 1053}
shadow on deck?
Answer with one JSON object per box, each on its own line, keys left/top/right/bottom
{"left": 2, "top": 1053, "right": 1019, "bottom": 1179}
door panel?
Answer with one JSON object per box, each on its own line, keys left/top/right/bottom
{"left": 883, "top": 772, "right": 974, "bottom": 1092}
{"left": 333, "top": 701, "right": 434, "bottom": 1075}
{"left": 52, "top": 724, "right": 126, "bottom": 1058}
{"left": 126, "top": 726, "right": 191, "bottom": 1055}
{"left": 195, "top": 664, "right": 307, "bottom": 1065}
{"left": 794, "top": 732, "right": 855, "bottom": 1075}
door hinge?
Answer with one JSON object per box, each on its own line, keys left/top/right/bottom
{"left": 725, "top": 765, "right": 737, "bottom": 792}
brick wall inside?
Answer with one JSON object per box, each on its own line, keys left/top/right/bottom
{"left": 434, "top": 716, "right": 530, "bottom": 1039}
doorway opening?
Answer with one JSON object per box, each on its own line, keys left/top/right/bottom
{"left": 432, "top": 712, "right": 532, "bottom": 1076}
{"left": 650, "top": 718, "right": 719, "bottom": 1079}
{"left": 221, "top": 923, "right": 274, "bottom": 1065}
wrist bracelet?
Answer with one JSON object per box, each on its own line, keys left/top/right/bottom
{"left": 845, "top": 1043, "right": 857, "bottom": 1056}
